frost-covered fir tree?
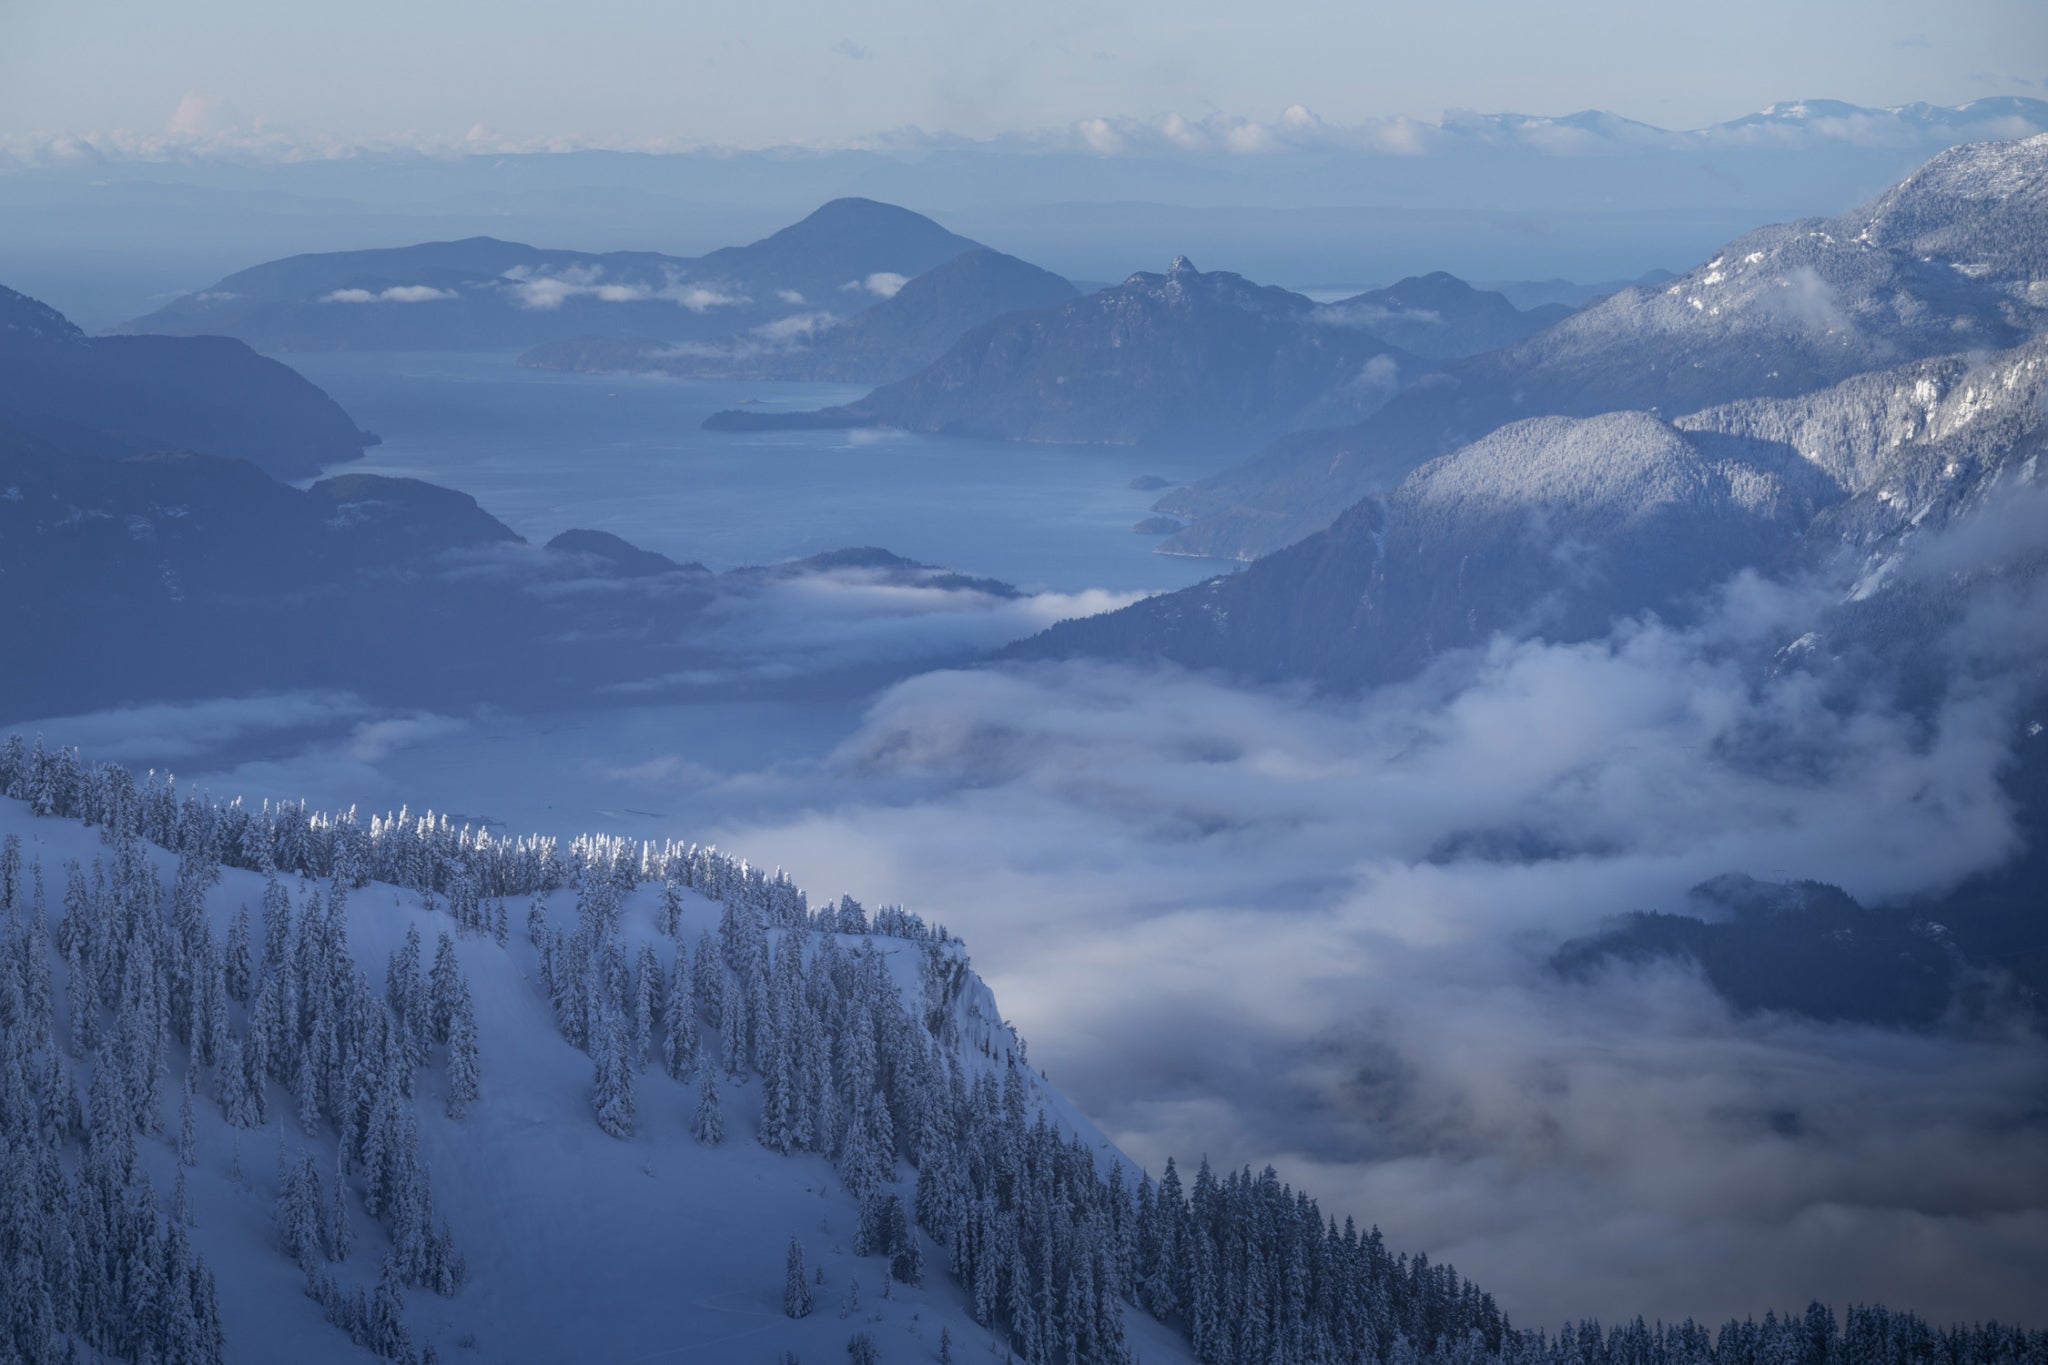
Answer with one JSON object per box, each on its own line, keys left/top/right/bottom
{"left": 387, "top": 923, "right": 429, "bottom": 1069}
{"left": 693, "top": 927, "right": 724, "bottom": 1022}
{"left": 327, "top": 1154, "right": 354, "bottom": 1262}
{"left": 277, "top": 1153, "right": 325, "bottom": 1267}
{"left": 592, "top": 1007, "right": 636, "bottom": 1139}
{"left": 178, "top": 1067, "right": 198, "bottom": 1166}
{"left": 446, "top": 975, "right": 481, "bottom": 1120}
{"left": 660, "top": 876, "right": 684, "bottom": 939}
{"left": 429, "top": 931, "right": 462, "bottom": 1045}
{"left": 719, "top": 963, "right": 747, "bottom": 1079}
{"left": 629, "top": 943, "right": 660, "bottom": 1068}
{"left": 224, "top": 904, "right": 253, "bottom": 1002}
{"left": 785, "top": 1236, "right": 814, "bottom": 1318}
{"left": 694, "top": 1059, "right": 724, "bottom": 1146}
{"left": 662, "top": 942, "right": 698, "bottom": 1081}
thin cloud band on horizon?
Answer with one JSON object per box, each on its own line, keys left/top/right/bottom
{"left": 5, "top": 92, "right": 2046, "bottom": 169}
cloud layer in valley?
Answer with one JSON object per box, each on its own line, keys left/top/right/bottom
{"left": 11, "top": 489, "right": 2046, "bottom": 1330}
{"left": 676, "top": 553, "right": 2048, "bottom": 1327}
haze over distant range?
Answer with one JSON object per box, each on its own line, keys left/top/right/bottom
{"left": 5, "top": 0, "right": 2044, "bottom": 146}
{"left": 3, "top": 92, "right": 2045, "bottom": 329}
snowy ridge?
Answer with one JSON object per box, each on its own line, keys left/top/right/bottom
{"left": 1154, "top": 130, "right": 2048, "bottom": 560}
{"left": 1679, "top": 337, "right": 2048, "bottom": 502}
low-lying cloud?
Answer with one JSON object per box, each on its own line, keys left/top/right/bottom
{"left": 319, "top": 284, "right": 458, "bottom": 304}
{"left": 500, "top": 264, "right": 750, "bottom": 312}
{"left": 844, "top": 272, "right": 908, "bottom": 299}
{"left": 679, "top": 557, "right": 2047, "bottom": 1327}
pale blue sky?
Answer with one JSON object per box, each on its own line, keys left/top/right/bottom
{"left": 2, "top": 0, "right": 2043, "bottom": 149}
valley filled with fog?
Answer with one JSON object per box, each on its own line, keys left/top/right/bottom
{"left": 4, "top": 43, "right": 2047, "bottom": 1360}
{"left": 16, "top": 347, "right": 2045, "bottom": 1327}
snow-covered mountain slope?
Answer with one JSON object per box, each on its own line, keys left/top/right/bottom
{"left": 1158, "top": 132, "right": 2048, "bottom": 560}
{"left": 0, "top": 764, "right": 1209, "bottom": 1365}
{"left": 1679, "top": 336, "right": 2048, "bottom": 533}
{"left": 1683, "top": 338, "right": 2048, "bottom": 668}
{"left": 1, "top": 742, "right": 1555, "bottom": 1365}
{"left": 1008, "top": 408, "right": 1839, "bottom": 684}
{"left": 1011, "top": 338, "right": 2048, "bottom": 692}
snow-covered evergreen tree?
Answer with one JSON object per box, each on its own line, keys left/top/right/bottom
{"left": 446, "top": 974, "right": 481, "bottom": 1120}
{"left": 661, "top": 941, "right": 698, "bottom": 1081}
{"left": 693, "top": 1060, "right": 724, "bottom": 1146}
{"left": 429, "top": 931, "right": 462, "bottom": 1046}
{"left": 591, "top": 1006, "right": 635, "bottom": 1139}
{"left": 785, "top": 1235, "right": 814, "bottom": 1318}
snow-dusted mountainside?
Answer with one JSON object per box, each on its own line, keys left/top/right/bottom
{"left": 1158, "top": 133, "right": 2048, "bottom": 560}
{"left": 1010, "top": 409, "right": 1840, "bottom": 684}
{"left": 704, "top": 257, "right": 1428, "bottom": 449}
{"left": 1012, "top": 337, "right": 2048, "bottom": 690}
{"left": 1680, "top": 337, "right": 2048, "bottom": 542}
{"left": 1685, "top": 337, "right": 2048, "bottom": 667}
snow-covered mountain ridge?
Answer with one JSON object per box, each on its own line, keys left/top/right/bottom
{"left": 1157, "top": 132, "right": 2048, "bottom": 560}
{"left": 1, "top": 739, "right": 1534, "bottom": 1364}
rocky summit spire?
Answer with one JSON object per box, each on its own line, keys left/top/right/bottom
{"left": 1167, "top": 254, "right": 1198, "bottom": 277}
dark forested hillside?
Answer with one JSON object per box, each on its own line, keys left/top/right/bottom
{"left": 0, "top": 285, "right": 374, "bottom": 479}
{"left": 0, "top": 414, "right": 1027, "bottom": 718}
{"left": 705, "top": 257, "right": 1428, "bottom": 448}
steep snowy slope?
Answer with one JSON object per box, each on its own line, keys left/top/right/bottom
{"left": 0, "top": 764, "right": 1199, "bottom": 1365}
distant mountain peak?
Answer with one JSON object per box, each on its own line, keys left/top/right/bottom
{"left": 1168, "top": 255, "right": 1199, "bottom": 277}
{"left": 767, "top": 196, "right": 965, "bottom": 244}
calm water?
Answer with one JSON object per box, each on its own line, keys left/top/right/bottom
{"left": 42, "top": 350, "right": 1242, "bottom": 843}
{"left": 36, "top": 350, "right": 1261, "bottom": 848}
{"left": 291, "top": 352, "right": 1230, "bottom": 594}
